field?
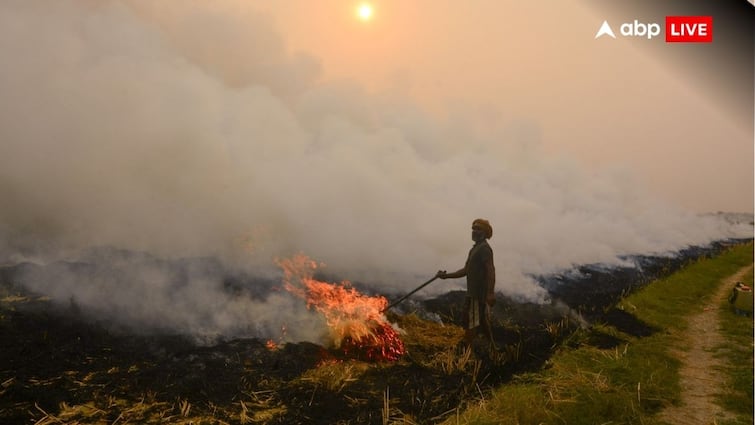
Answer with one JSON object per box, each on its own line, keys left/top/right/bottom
{"left": 1, "top": 241, "right": 751, "bottom": 424}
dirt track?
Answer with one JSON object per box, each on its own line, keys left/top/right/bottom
{"left": 657, "top": 265, "right": 753, "bottom": 425}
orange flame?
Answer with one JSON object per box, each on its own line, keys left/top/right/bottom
{"left": 265, "top": 324, "right": 287, "bottom": 350}
{"left": 276, "top": 254, "right": 405, "bottom": 361}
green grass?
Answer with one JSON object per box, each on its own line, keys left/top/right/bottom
{"left": 715, "top": 265, "right": 754, "bottom": 425}
{"left": 443, "top": 242, "right": 754, "bottom": 425}
{"left": 618, "top": 247, "right": 752, "bottom": 334}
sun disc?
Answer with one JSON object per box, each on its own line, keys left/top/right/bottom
{"left": 357, "top": 3, "right": 373, "bottom": 21}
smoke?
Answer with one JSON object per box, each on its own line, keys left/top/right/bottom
{"left": 0, "top": 1, "right": 750, "bottom": 342}
{"left": 14, "top": 249, "right": 328, "bottom": 345}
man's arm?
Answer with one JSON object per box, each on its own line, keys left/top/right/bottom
{"left": 437, "top": 267, "right": 466, "bottom": 279}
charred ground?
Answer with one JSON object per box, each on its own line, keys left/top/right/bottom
{"left": 0, "top": 239, "right": 748, "bottom": 424}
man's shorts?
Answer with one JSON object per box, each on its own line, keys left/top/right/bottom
{"left": 463, "top": 296, "right": 489, "bottom": 330}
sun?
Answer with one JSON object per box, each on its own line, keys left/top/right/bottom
{"left": 356, "top": 3, "right": 373, "bottom": 21}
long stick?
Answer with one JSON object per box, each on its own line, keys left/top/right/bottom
{"left": 381, "top": 275, "right": 439, "bottom": 312}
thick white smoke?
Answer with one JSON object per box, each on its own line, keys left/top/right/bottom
{"left": 0, "top": 1, "right": 750, "bottom": 342}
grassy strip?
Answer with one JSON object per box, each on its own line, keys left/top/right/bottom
{"left": 715, "top": 265, "right": 754, "bottom": 425}
{"left": 443, "top": 242, "right": 754, "bottom": 425}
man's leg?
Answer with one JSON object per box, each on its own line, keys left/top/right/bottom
{"left": 463, "top": 328, "right": 476, "bottom": 346}
{"left": 461, "top": 296, "right": 478, "bottom": 346}
{"left": 480, "top": 303, "right": 497, "bottom": 349}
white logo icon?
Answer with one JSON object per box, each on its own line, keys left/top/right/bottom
{"left": 595, "top": 20, "right": 616, "bottom": 39}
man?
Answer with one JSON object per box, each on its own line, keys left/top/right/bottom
{"left": 437, "top": 218, "right": 496, "bottom": 346}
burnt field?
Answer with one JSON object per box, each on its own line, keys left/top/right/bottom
{"left": 0, "top": 239, "right": 749, "bottom": 424}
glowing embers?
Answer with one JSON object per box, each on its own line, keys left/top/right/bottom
{"left": 276, "top": 254, "right": 405, "bottom": 361}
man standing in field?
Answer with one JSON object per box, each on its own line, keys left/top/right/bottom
{"left": 437, "top": 218, "right": 496, "bottom": 346}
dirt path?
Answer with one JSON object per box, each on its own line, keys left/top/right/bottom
{"left": 657, "top": 265, "right": 753, "bottom": 425}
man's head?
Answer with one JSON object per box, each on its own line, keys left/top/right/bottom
{"left": 471, "top": 218, "right": 493, "bottom": 242}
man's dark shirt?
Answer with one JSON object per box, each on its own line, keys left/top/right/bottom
{"left": 465, "top": 240, "right": 495, "bottom": 301}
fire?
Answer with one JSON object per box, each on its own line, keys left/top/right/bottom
{"left": 265, "top": 324, "right": 287, "bottom": 351}
{"left": 276, "top": 254, "right": 405, "bottom": 361}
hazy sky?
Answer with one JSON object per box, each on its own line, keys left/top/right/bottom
{"left": 256, "top": 1, "right": 753, "bottom": 213}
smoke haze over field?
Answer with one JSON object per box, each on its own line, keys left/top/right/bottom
{"left": 0, "top": 1, "right": 751, "bottom": 341}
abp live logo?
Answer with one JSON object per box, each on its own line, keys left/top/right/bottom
{"left": 595, "top": 16, "right": 713, "bottom": 43}
{"left": 666, "top": 16, "right": 713, "bottom": 42}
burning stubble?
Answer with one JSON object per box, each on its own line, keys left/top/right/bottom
{"left": 276, "top": 254, "right": 405, "bottom": 361}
